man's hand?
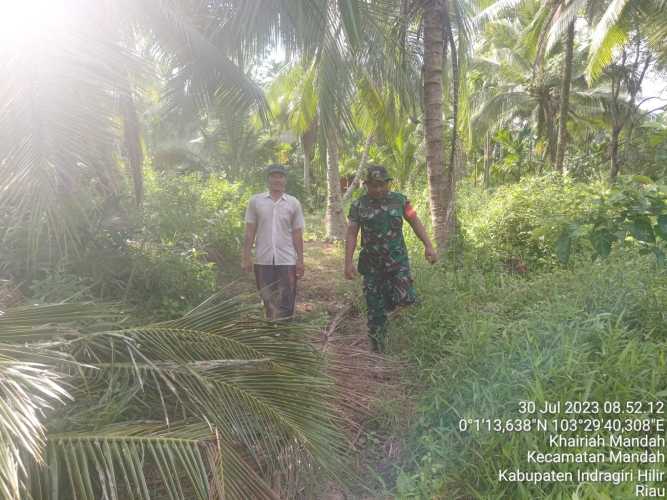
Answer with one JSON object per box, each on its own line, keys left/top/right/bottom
{"left": 242, "top": 222, "right": 256, "bottom": 273}
{"left": 407, "top": 215, "right": 437, "bottom": 265}
{"left": 242, "top": 255, "right": 253, "bottom": 273}
{"left": 425, "top": 245, "right": 438, "bottom": 264}
{"left": 344, "top": 263, "right": 358, "bottom": 280}
{"left": 296, "top": 262, "right": 305, "bottom": 279}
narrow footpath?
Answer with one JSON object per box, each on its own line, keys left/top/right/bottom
{"left": 299, "top": 241, "right": 415, "bottom": 500}
{"left": 224, "top": 239, "right": 415, "bottom": 498}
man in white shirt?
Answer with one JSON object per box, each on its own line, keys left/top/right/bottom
{"left": 242, "top": 164, "right": 305, "bottom": 320}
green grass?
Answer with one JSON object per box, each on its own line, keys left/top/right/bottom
{"left": 389, "top": 252, "right": 666, "bottom": 499}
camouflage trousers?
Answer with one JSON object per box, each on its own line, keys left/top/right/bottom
{"left": 362, "top": 266, "right": 416, "bottom": 352}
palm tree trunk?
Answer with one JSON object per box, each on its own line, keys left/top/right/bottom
{"left": 343, "top": 133, "right": 374, "bottom": 201}
{"left": 555, "top": 21, "right": 575, "bottom": 174}
{"left": 483, "top": 132, "right": 491, "bottom": 189}
{"left": 120, "top": 90, "right": 144, "bottom": 207}
{"left": 473, "top": 152, "right": 477, "bottom": 187}
{"left": 301, "top": 120, "right": 317, "bottom": 199}
{"left": 325, "top": 128, "right": 346, "bottom": 240}
{"left": 609, "top": 125, "right": 622, "bottom": 182}
{"left": 423, "top": 0, "right": 447, "bottom": 252}
{"left": 303, "top": 143, "right": 311, "bottom": 197}
{"left": 443, "top": 3, "right": 458, "bottom": 247}
{"left": 545, "top": 99, "right": 557, "bottom": 165}
{"left": 624, "top": 120, "right": 635, "bottom": 165}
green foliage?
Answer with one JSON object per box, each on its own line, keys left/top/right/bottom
{"left": 143, "top": 171, "right": 249, "bottom": 258}
{"left": 458, "top": 175, "right": 597, "bottom": 268}
{"left": 394, "top": 254, "right": 666, "bottom": 499}
{"left": 394, "top": 176, "right": 666, "bottom": 497}
{"left": 457, "top": 175, "right": 667, "bottom": 271}
{"left": 124, "top": 246, "right": 217, "bottom": 319}
{"left": 555, "top": 177, "right": 667, "bottom": 265}
{"left": 0, "top": 300, "right": 352, "bottom": 500}
{"left": 1, "top": 172, "right": 248, "bottom": 319}
{"left": 28, "top": 269, "right": 97, "bottom": 304}
{"left": 10, "top": 239, "right": 217, "bottom": 322}
{"left": 490, "top": 128, "right": 543, "bottom": 183}
{"left": 104, "top": 172, "right": 248, "bottom": 318}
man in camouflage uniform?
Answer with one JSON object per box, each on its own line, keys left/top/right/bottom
{"left": 344, "top": 165, "right": 437, "bottom": 352}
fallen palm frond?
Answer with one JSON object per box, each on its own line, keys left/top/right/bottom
{"left": 313, "top": 301, "right": 414, "bottom": 496}
{"left": 0, "top": 297, "right": 354, "bottom": 499}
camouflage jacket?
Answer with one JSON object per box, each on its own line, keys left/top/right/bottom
{"left": 348, "top": 192, "right": 414, "bottom": 274}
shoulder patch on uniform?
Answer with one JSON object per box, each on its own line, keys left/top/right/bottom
{"left": 404, "top": 201, "right": 417, "bottom": 221}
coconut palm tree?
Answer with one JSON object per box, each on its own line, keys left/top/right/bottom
{"left": 421, "top": 0, "right": 472, "bottom": 250}
{"left": 267, "top": 65, "right": 319, "bottom": 198}
{"left": 192, "top": 0, "right": 400, "bottom": 241}
{"left": 469, "top": 19, "right": 564, "bottom": 162}
{"left": 264, "top": 57, "right": 350, "bottom": 241}
{"left": 581, "top": 0, "right": 664, "bottom": 179}
{"left": 348, "top": 77, "right": 422, "bottom": 192}
{"left": 479, "top": 0, "right": 624, "bottom": 174}
{"left": 469, "top": 10, "right": 650, "bottom": 184}
{"left": 0, "top": 0, "right": 266, "bottom": 266}
{"left": 389, "top": 0, "right": 473, "bottom": 251}
{"left": 592, "top": 35, "right": 653, "bottom": 181}
{"left": 1, "top": 0, "right": 395, "bottom": 258}
{"left": 0, "top": 299, "right": 351, "bottom": 499}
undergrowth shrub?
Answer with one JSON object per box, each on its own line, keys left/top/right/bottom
{"left": 457, "top": 175, "right": 597, "bottom": 268}
{"left": 392, "top": 254, "right": 666, "bottom": 499}
{"left": 20, "top": 243, "right": 216, "bottom": 320}
{"left": 457, "top": 175, "right": 666, "bottom": 270}
{"left": 555, "top": 177, "right": 667, "bottom": 265}
{"left": 123, "top": 245, "right": 217, "bottom": 319}
{"left": 1, "top": 171, "right": 240, "bottom": 318}
{"left": 143, "top": 171, "right": 250, "bottom": 265}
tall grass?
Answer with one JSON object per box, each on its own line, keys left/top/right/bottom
{"left": 392, "top": 253, "right": 666, "bottom": 498}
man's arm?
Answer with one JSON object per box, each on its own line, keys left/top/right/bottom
{"left": 291, "top": 200, "right": 306, "bottom": 278}
{"left": 407, "top": 216, "right": 437, "bottom": 264}
{"left": 242, "top": 222, "right": 256, "bottom": 272}
{"left": 292, "top": 228, "right": 304, "bottom": 278}
{"left": 344, "top": 222, "right": 360, "bottom": 279}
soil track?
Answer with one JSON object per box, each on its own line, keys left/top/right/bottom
{"left": 300, "top": 241, "right": 414, "bottom": 500}
{"left": 225, "top": 240, "right": 414, "bottom": 499}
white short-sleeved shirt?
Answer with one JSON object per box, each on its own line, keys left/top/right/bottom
{"left": 245, "top": 192, "right": 305, "bottom": 265}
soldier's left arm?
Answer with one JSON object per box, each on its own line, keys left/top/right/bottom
{"left": 404, "top": 201, "right": 437, "bottom": 264}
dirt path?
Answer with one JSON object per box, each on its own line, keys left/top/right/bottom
{"left": 221, "top": 240, "right": 414, "bottom": 498}
{"left": 298, "top": 241, "right": 414, "bottom": 500}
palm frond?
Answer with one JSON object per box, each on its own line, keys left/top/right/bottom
{"left": 0, "top": 354, "right": 71, "bottom": 499}
{"left": 0, "top": 29, "right": 128, "bottom": 264}
{"left": 43, "top": 424, "right": 243, "bottom": 500}
{"left": 0, "top": 303, "right": 115, "bottom": 342}
{"left": 0, "top": 443, "right": 21, "bottom": 500}
{"left": 475, "top": 0, "right": 528, "bottom": 26}
{"left": 523, "top": 0, "right": 556, "bottom": 62}
{"left": 451, "top": 0, "right": 477, "bottom": 66}
{"left": 545, "top": 0, "right": 587, "bottom": 55}
{"left": 0, "top": 302, "right": 117, "bottom": 498}
{"left": 637, "top": 1, "right": 667, "bottom": 65}
{"left": 472, "top": 91, "right": 534, "bottom": 133}
{"left": 120, "top": 90, "right": 145, "bottom": 207}
{"left": 0, "top": 297, "right": 353, "bottom": 499}
{"left": 586, "top": 0, "right": 632, "bottom": 83}
{"left": 133, "top": 0, "right": 268, "bottom": 120}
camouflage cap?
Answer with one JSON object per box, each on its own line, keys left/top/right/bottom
{"left": 365, "top": 165, "right": 392, "bottom": 182}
